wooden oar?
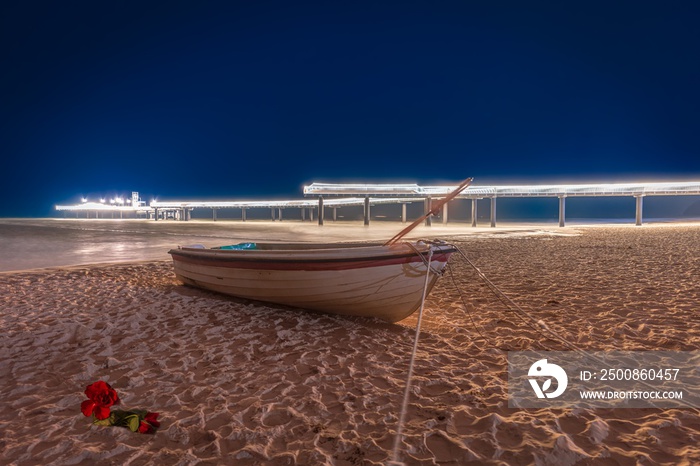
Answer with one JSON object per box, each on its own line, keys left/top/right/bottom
{"left": 384, "top": 177, "right": 474, "bottom": 246}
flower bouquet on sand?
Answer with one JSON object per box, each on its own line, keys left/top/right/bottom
{"left": 80, "top": 381, "right": 160, "bottom": 434}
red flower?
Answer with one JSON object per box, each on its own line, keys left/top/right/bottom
{"left": 138, "top": 412, "right": 160, "bottom": 434}
{"left": 144, "top": 412, "right": 160, "bottom": 427}
{"left": 80, "top": 381, "right": 120, "bottom": 420}
{"left": 137, "top": 421, "right": 153, "bottom": 434}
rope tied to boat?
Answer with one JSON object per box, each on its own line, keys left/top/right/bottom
{"left": 403, "top": 240, "right": 446, "bottom": 276}
{"left": 453, "top": 245, "right": 607, "bottom": 354}
{"left": 390, "top": 247, "right": 434, "bottom": 466}
{"left": 452, "top": 244, "right": 700, "bottom": 412}
{"left": 445, "top": 261, "right": 488, "bottom": 345}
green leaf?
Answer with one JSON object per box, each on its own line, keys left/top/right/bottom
{"left": 128, "top": 416, "right": 140, "bottom": 432}
{"left": 93, "top": 412, "right": 116, "bottom": 426}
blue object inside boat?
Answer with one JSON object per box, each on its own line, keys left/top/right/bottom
{"left": 219, "top": 242, "right": 257, "bottom": 250}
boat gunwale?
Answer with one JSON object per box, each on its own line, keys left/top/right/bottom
{"left": 168, "top": 242, "right": 457, "bottom": 266}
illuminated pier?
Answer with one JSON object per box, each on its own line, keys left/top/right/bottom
{"left": 56, "top": 181, "right": 700, "bottom": 226}
{"left": 148, "top": 197, "right": 419, "bottom": 223}
{"left": 303, "top": 181, "right": 700, "bottom": 227}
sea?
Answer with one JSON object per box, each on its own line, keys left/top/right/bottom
{"left": 0, "top": 218, "right": 260, "bottom": 272}
{"left": 0, "top": 217, "right": 417, "bottom": 272}
{"left": 1, "top": 217, "right": 696, "bottom": 273}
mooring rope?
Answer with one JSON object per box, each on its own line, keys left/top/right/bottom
{"left": 453, "top": 245, "right": 589, "bottom": 354}
{"left": 389, "top": 247, "right": 434, "bottom": 466}
{"left": 386, "top": 242, "right": 698, "bottom": 461}
{"left": 445, "top": 262, "right": 488, "bottom": 345}
{"left": 404, "top": 241, "right": 444, "bottom": 275}
{"left": 452, "top": 244, "right": 700, "bottom": 411}
{"left": 453, "top": 244, "right": 649, "bottom": 353}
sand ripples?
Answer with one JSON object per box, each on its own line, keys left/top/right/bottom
{"left": 1, "top": 226, "right": 699, "bottom": 464}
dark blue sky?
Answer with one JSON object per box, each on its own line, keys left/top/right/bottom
{"left": 2, "top": 1, "right": 699, "bottom": 217}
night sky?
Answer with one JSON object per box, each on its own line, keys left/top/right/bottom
{"left": 2, "top": 1, "right": 699, "bottom": 217}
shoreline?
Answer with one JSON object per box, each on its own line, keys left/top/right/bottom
{"left": 2, "top": 217, "right": 700, "bottom": 274}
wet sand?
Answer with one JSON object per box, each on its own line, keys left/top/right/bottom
{"left": 1, "top": 223, "right": 699, "bottom": 465}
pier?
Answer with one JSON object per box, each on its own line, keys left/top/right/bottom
{"left": 56, "top": 181, "right": 700, "bottom": 226}
{"left": 304, "top": 181, "right": 700, "bottom": 227}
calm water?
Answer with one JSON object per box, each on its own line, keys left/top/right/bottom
{"left": 0, "top": 218, "right": 419, "bottom": 272}
{"left": 1, "top": 217, "right": 696, "bottom": 272}
{"left": 0, "top": 219, "right": 271, "bottom": 272}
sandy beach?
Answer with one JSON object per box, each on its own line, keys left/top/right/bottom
{"left": 1, "top": 222, "right": 699, "bottom": 465}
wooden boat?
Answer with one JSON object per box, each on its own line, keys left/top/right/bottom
{"left": 168, "top": 241, "right": 457, "bottom": 322}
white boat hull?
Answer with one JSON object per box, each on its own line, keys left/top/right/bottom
{"left": 169, "top": 242, "right": 455, "bottom": 322}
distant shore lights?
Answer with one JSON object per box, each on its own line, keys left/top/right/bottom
{"left": 56, "top": 192, "right": 151, "bottom": 219}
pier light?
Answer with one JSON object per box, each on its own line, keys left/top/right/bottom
{"left": 100, "top": 198, "right": 105, "bottom": 203}
{"left": 81, "top": 197, "right": 87, "bottom": 203}
{"left": 110, "top": 199, "right": 115, "bottom": 204}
